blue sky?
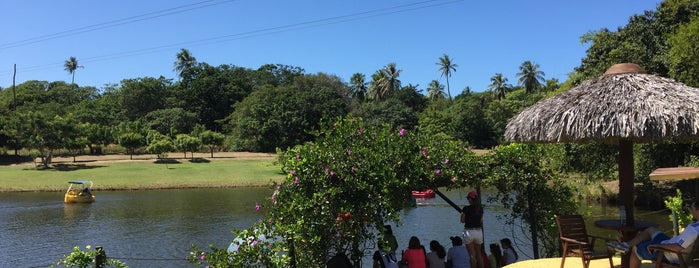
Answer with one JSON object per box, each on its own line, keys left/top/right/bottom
{"left": 0, "top": 0, "right": 661, "bottom": 95}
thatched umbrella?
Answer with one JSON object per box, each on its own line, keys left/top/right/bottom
{"left": 504, "top": 63, "right": 699, "bottom": 228}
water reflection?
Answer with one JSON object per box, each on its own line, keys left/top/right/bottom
{"left": 0, "top": 188, "right": 672, "bottom": 268}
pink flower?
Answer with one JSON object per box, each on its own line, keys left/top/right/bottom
{"left": 443, "top": 158, "right": 449, "bottom": 164}
{"left": 255, "top": 203, "right": 260, "bottom": 211}
{"left": 289, "top": 169, "right": 296, "bottom": 175}
{"left": 269, "top": 218, "right": 273, "bottom": 223}
{"left": 294, "top": 177, "right": 299, "bottom": 185}
{"left": 347, "top": 149, "right": 352, "bottom": 155}
{"left": 252, "top": 240, "right": 258, "bottom": 246}
{"left": 451, "top": 177, "right": 457, "bottom": 183}
{"left": 296, "top": 154, "right": 300, "bottom": 160}
{"left": 200, "top": 253, "right": 205, "bottom": 260}
{"left": 330, "top": 171, "right": 335, "bottom": 176}
{"left": 467, "top": 146, "right": 472, "bottom": 151}
{"left": 435, "top": 169, "right": 441, "bottom": 174}
{"left": 399, "top": 128, "right": 405, "bottom": 136}
{"left": 324, "top": 167, "right": 330, "bottom": 174}
{"left": 268, "top": 243, "right": 273, "bottom": 249}
{"left": 273, "top": 200, "right": 278, "bottom": 205}
{"left": 357, "top": 129, "right": 363, "bottom": 136}
{"left": 351, "top": 166, "right": 355, "bottom": 173}
{"left": 421, "top": 149, "right": 427, "bottom": 157}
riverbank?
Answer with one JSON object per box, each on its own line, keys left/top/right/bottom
{"left": 0, "top": 152, "right": 283, "bottom": 192}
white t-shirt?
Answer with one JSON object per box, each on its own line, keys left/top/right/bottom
{"left": 661, "top": 221, "right": 699, "bottom": 263}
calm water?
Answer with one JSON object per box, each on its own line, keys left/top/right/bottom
{"left": 0, "top": 188, "right": 672, "bottom": 267}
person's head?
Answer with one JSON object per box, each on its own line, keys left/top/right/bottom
{"left": 490, "top": 243, "right": 501, "bottom": 254}
{"left": 450, "top": 236, "right": 462, "bottom": 246}
{"left": 691, "top": 200, "right": 699, "bottom": 221}
{"left": 408, "top": 236, "right": 421, "bottom": 249}
{"left": 430, "top": 240, "right": 446, "bottom": 258}
{"left": 500, "top": 238, "right": 512, "bottom": 248}
{"left": 467, "top": 191, "right": 481, "bottom": 207}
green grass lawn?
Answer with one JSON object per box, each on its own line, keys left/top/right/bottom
{"left": 0, "top": 159, "right": 284, "bottom": 192}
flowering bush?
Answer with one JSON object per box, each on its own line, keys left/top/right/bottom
{"left": 52, "top": 245, "right": 127, "bottom": 268}
{"left": 188, "top": 222, "right": 289, "bottom": 267}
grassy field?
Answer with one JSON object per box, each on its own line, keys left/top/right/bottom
{"left": 0, "top": 154, "right": 283, "bottom": 192}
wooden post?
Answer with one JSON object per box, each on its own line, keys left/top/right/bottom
{"left": 95, "top": 246, "right": 106, "bottom": 268}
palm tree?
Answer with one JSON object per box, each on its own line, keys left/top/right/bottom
{"left": 63, "top": 56, "right": 83, "bottom": 85}
{"left": 437, "top": 54, "right": 457, "bottom": 101}
{"left": 488, "top": 73, "right": 510, "bottom": 100}
{"left": 368, "top": 63, "right": 402, "bottom": 101}
{"left": 349, "top": 73, "right": 367, "bottom": 101}
{"left": 427, "top": 80, "right": 445, "bottom": 100}
{"left": 174, "top": 48, "right": 197, "bottom": 78}
{"left": 516, "top": 61, "right": 545, "bottom": 94}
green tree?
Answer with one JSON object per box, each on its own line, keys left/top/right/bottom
{"left": 173, "top": 48, "right": 197, "bottom": 79}
{"left": 118, "top": 132, "right": 145, "bottom": 160}
{"left": 437, "top": 54, "right": 457, "bottom": 101}
{"left": 667, "top": 16, "right": 699, "bottom": 87}
{"left": 487, "top": 144, "right": 577, "bottom": 258}
{"left": 64, "top": 56, "right": 83, "bottom": 85}
{"left": 175, "top": 134, "right": 202, "bottom": 160}
{"left": 349, "top": 73, "right": 367, "bottom": 101}
{"left": 147, "top": 137, "right": 174, "bottom": 160}
{"left": 368, "top": 63, "right": 401, "bottom": 101}
{"left": 119, "top": 77, "right": 172, "bottom": 121}
{"left": 516, "top": 61, "right": 545, "bottom": 94}
{"left": 199, "top": 130, "right": 225, "bottom": 157}
{"left": 226, "top": 74, "right": 347, "bottom": 152}
{"left": 143, "top": 108, "right": 199, "bottom": 136}
{"left": 426, "top": 80, "right": 445, "bottom": 100}
{"left": 488, "top": 73, "right": 510, "bottom": 100}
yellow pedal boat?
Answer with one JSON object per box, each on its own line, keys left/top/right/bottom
{"left": 64, "top": 181, "right": 95, "bottom": 203}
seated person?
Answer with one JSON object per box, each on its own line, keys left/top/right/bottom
{"left": 609, "top": 199, "right": 699, "bottom": 268}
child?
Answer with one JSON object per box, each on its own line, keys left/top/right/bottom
{"left": 500, "top": 238, "right": 518, "bottom": 266}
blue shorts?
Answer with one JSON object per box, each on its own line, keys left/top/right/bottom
{"left": 635, "top": 232, "right": 671, "bottom": 261}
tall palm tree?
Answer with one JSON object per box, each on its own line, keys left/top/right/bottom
{"left": 368, "top": 63, "right": 402, "bottom": 101}
{"left": 63, "top": 56, "right": 83, "bottom": 85}
{"left": 427, "top": 80, "right": 445, "bottom": 100}
{"left": 488, "top": 73, "right": 510, "bottom": 100}
{"left": 516, "top": 61, "right": 545, "bottom": 94}
{"left": 174, "top": 48, "right": 197, "bottom": 78}
{"left": 437, "top": 54, "right": 457, "bottom": 101}
{"left": 349, "top": 73, "right": 367, "bottom": 101}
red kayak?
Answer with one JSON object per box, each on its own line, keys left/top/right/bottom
{"left": 411, "top": 189, "right": 436, "bottom": 199}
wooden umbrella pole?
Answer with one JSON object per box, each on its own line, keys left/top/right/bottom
{"left": 619, "top": 139, "right": 635, "bottom": 227}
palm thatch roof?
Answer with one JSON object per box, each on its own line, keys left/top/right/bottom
{"left": 504, "top": 64, "right": 699, "bottom": 144}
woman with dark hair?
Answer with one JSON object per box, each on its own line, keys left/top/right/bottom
{"left": 399, "top": 236, "right": 427, "bottom": 268}
{"left": 426, "top": 240, "right": 446, "bottom": 268}
{"left": 461, "top": 191, "right": 484, "bottom": 268}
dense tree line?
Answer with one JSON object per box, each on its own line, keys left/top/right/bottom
{"left": 2, "top": 0, "right": 699, "bottom": 173}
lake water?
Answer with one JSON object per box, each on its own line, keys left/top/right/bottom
{"left": 0, "top": 188, "right": 672, "bottom": 267}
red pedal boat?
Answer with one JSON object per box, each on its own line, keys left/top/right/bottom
{"left": 411, "top": 189, "right": 436, "bottom": 199}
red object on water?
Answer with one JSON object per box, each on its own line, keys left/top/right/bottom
{"left": 411, "top": 189, "right": 436, "bottom": 199}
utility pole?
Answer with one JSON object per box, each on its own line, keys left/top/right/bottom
{"left": 12, "top": 64, "right": 17, "bottom": 110}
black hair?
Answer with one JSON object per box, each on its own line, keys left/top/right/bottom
{"left": 430, "top": 240, "right": 446, "bottom": 259}
{"left": 489, "top": 243, "right": 503, "bottom": 267}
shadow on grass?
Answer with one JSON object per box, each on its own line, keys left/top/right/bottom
{"left": 0, "top": 155, "right": 33, "bottom": 166}
{"left": 154, "top": 159, "right": 181, "bottom": 164}
{"left": 53, "top": 164, "right": 104, "bottom": 171}
{"left": 188, "top": 158, "right": 210, "bottom": 163}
